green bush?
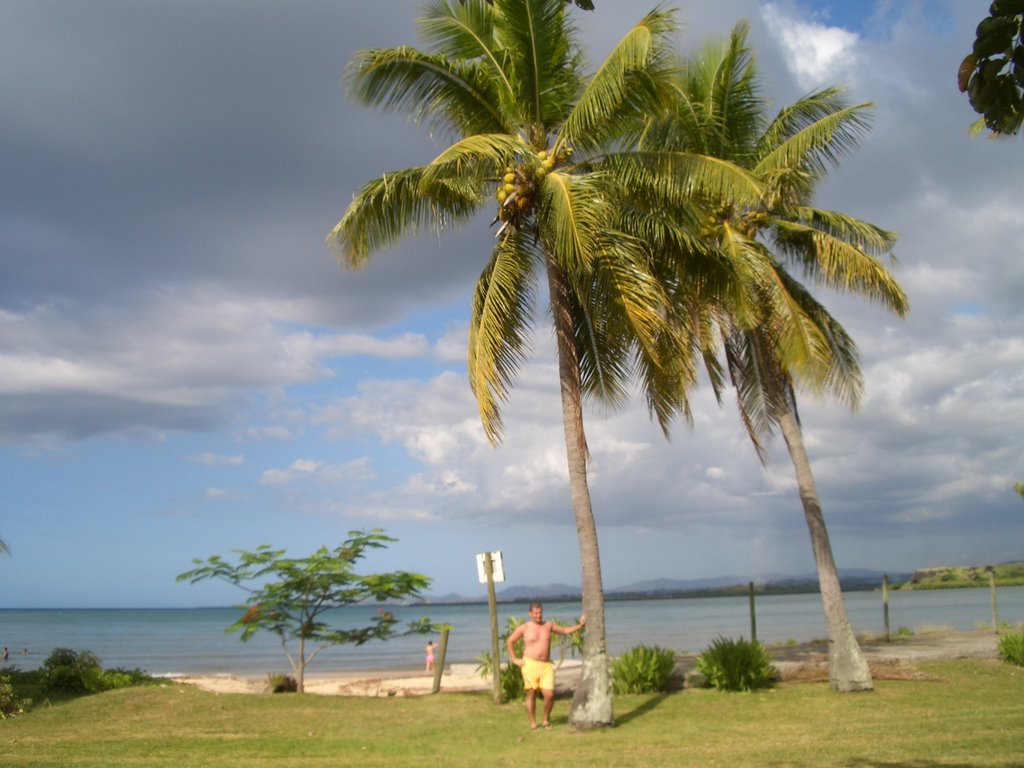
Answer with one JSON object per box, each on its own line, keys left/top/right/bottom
{"left": 0, "top": 673, "right": 30, "bottom": 718}
{"left": 39, "top": 649, "right": 156, "bottom": 695}
{"left": 696, "top": 636, "right": 776, "bottom": 692}
{"left": 997, "top": 632, "right": 1024, "bottom": 666}
{"left": 612, "top": 644, "right": 677, "bottom": 694}
{"left": 475, "top": 650, "right": 526, "bottom": 702}
{"left": 41, "top": 648, "right": 103, "bottom": 694}
{"left": 266, "top": 673, "right": 298, "bottom": 693}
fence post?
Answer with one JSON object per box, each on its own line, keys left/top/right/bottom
{"left": 990, "top": 571, "right": 999, "bottom": 634}
{"left": 431, "top": 627, "right": 450, "bottom": 694}
{"left": 882, "top": 574, "right": 891, "bottom": 643}
{"left": 748, "top": 582, "right": 757, "bottom": 643}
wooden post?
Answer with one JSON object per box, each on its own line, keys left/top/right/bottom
{"left": 882, "top": 574, "right": 891, "bottom": 643}
{"left": 748, "top": 582, "right": 757, "bottom": 643}
{"left": 990, "top": 571, "right": 999, "bottom": 634}
{"left": 484, "top": 553, "right": 502, "bottom": 703}
{"left": 431, "top": 627, "right": 450, "bottom": 694}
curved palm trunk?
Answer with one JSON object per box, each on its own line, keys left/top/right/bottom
{"left": 777, "top": 407, "right": 873, "bottom": 692}
{"left": 545, "top": 257, "right": 613, "bottom": 728}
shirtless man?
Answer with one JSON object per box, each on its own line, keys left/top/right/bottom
{"left": 505, "top": 602, "right": 585, "bottom": 730}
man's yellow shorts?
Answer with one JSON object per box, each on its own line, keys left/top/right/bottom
{"left": 521, "top": 657, "right": 554, "bottom": 691}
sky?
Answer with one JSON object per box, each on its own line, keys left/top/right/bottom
{"left": 1, "top": 0, "right": 1021, "bottom": 609}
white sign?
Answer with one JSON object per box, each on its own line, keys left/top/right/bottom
{"left": 476, "top": 551, "right": 505, "bottom": 584}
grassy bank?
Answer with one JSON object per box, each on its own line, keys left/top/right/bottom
{"left": 2, "top": 659, "right": 1022, "bottom": 767}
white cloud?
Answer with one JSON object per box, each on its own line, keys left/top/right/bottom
{"left": 761, "top": 3, "right": 860, "bottom": 89}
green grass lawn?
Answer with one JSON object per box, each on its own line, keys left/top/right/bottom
{"left": 2, "top": 660, "right": 1022, "bottom": 767}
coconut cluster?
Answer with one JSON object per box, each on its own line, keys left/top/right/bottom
{"left": 492, "top": 149, "right": 558, "bottom": 238}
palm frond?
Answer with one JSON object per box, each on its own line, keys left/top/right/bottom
{"left": 346, "top": 46, "right": 508, "bottom": 137}
{"left": 722, "top": 328, "right": 779, "bottom": 463}
{"left": 569, "top": 277, "right": 634, "bottom": 411}
{"left": 468, "top": 233, "right": 538, "bottom": 444}
{"left": 420, "top": 133, "right": 527, "bottom": 185}
{"left": 498, "top": 0, "right": 577, "bottom": 128}
{"left": 755, "top": 94, "right": 873, "bottom": 182}
{"left": 770, "top": 268, "right": 863, "bottom": 407}
{"left": 327, "top": 167, "right": 480, "bottom": 266}
{"left": 600, "top": 149, "right": 763, "bottom": 210}
{"left": 534, "top": 170, "right": 608, "bottom": 273}
{"left": 772, "top": 213, "right": 908, "bottom": 316}
{"left": 559, "top": 7, "right": 678, "bottom": 155}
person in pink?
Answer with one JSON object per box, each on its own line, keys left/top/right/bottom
{"left": 505, "top": 602, "right": 585, "bottom": 730}
{"left": 425, "top": 640, "right": 436, "bottom": 672}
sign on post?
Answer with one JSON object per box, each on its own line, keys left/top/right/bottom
{"left": 476, "top": 551, "right": 505, "bottom": 583}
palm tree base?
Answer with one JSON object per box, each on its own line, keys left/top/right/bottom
{"left": 569, "top": 652, "right": 614, "bottom": 728}
{"left": 828, "top": 636, "right": 874, "bottom": 692}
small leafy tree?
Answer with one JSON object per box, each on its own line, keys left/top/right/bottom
{"left": 1015, "top": 481, "right": 1024, "bottom": 500}
{"left": 177, "top": 529, "right": 431, "bottom": 692}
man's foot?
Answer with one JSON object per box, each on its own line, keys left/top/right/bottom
{"left": 541, "top": 722, "right": 551, "bottom": 729}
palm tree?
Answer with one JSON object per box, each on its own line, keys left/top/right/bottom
{"left": 327, "top": 0, "right": 759, "bottom": 726}
{"left": 643, "top": 23, "right": 909, "bottom": 691}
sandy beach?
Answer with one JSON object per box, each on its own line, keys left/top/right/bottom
{"left": 170, "top": 629, "right": 1004, "bottom": 696}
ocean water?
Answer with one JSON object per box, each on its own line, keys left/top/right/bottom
{"left": 1, "top": 586, "right": 1021, "bottom": 677}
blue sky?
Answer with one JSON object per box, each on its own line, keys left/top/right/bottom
{"left": 2, "top": 0, "right": 1021, "bottom": 609}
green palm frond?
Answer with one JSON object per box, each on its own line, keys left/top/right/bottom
{"left": 755, "top": 94, "right": 873, "bottom": 182}
{"left": 346, "top": 46, "right": 508, "bottom": 137}
{"left": 559, "top": 7, "right": 678, "bottom": 155}
{"left": 601, "top": 150, "right": 763, "bottom": 210}
{"left": 421, "top": 133, "right": 527, "bottom": 185}
{"left": 534, "top": 170, "right": 608, "bottom": 272}
{"left": 327, "top": 167, "right": 480, "bottom": 266}
{"left": 772, "top": 213, "right": 908, "bottom": 316}
{"left": 722, "top": 328, "right": 779, "bottom": 462}
{"left": 569, "top": 278, "right": 634, "bottom": 411}
{"left": 498, "top": 0, "right": 577, "bottom": 127}
{"left": 420, "top": 1, "right": 505, "bottom": 74}
{"left": 468, "top": 232, "right": 538, "bottom": 444}
{"left": 774, "top": 272, "right": 863, "bottom": 408}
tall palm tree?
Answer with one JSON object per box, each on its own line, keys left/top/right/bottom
{"left": 328, "top": 0, "right": 759, "bottom": 726}
{"left": 643, "top": 22, "right": 909, "bottom": 691}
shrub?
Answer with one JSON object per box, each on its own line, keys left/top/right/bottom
{"left": 266, "top": 673, "right": 298, "bottom": 693}
{"left": 612, "top": 644, "right": 676, "bottom": 694}
{"left": 0, "top": 673, "right": 30, "bottom": 718}
{"left": 696, "top": 636, "right": 776, "bottom": 692}
{"left": 40, "top": 648, "right": 103, "bottom": 694}
{"left": 475, "top": 651, "right": 525, "bottom": 701}
{"left": 97, "top": 668, "right": 157, "bottom": 691}
{"left": 997, "top": 632, "right": 1024, "bottom": 666}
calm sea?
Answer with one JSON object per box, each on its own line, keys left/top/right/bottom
{"left": 1, "top": 587, "right": 1021, "bottom": 677}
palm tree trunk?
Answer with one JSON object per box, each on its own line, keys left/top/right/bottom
{"left": 777, "top": 406, "right": 873, "bottom": 692}
{"left": 545, "top": 256, "right": 614, "bottom": 727}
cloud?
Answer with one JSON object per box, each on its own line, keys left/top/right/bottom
{"left": 762, "top": 3, "right": 860, "bottom": 89}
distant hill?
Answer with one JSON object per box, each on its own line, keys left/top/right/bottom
{"left": 900, "top": 561, "right": 1024, "bottom": 590}
{"left": 417, "top": 568, "right": 914, "bottom": 605}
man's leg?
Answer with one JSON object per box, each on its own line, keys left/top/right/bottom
{"left": 540, "top": 688, "right": 554, "bottom": 727}
{"left": 524, "top": 688, "right": 537, "bottom": 729}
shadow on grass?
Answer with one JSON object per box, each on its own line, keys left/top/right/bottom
{"left": 612, "top": 692, "right": 671, "bottom": 726}
{"left": 842, "top": 761, "right": 981, "bottom": 768}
